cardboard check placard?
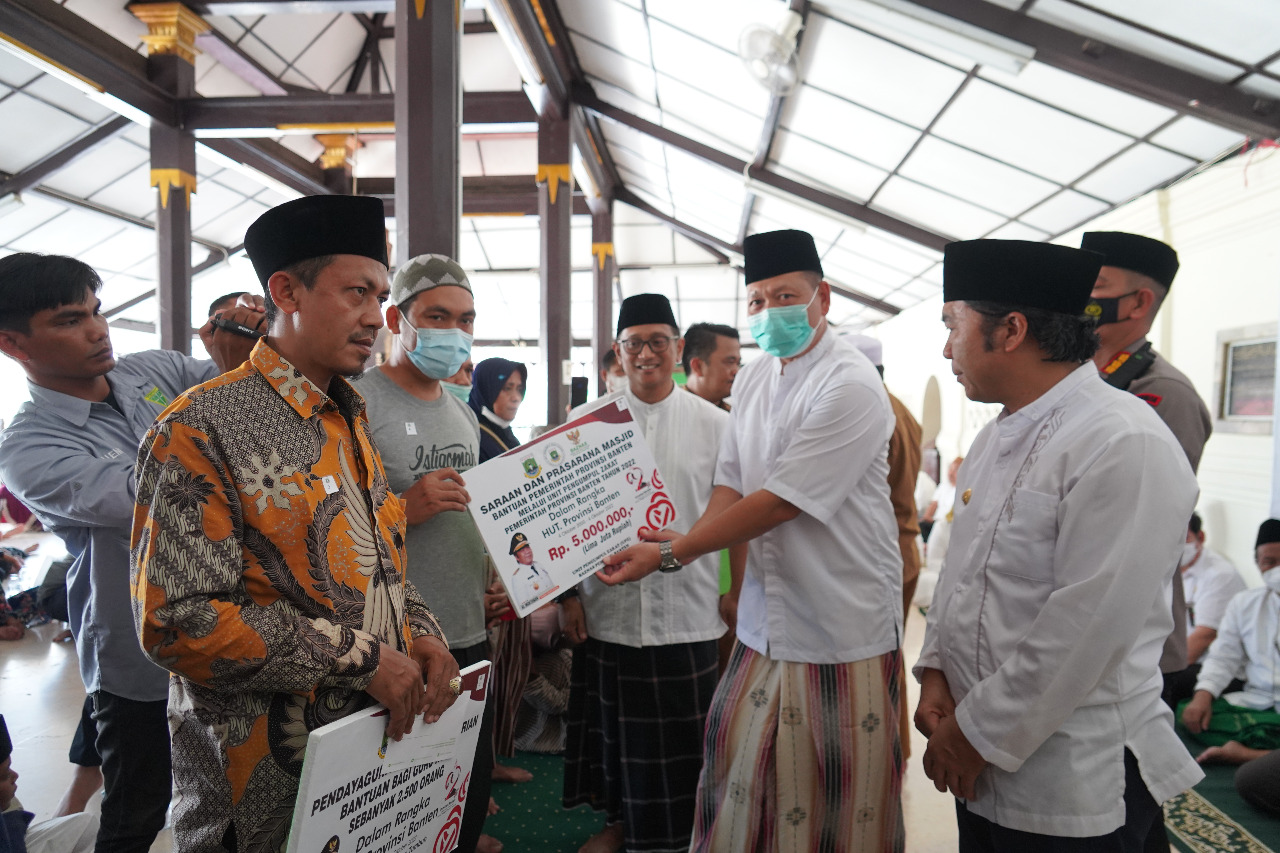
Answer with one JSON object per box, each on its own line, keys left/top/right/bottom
{"left": 466, "top": 398, "right": 677, "bottom": 617}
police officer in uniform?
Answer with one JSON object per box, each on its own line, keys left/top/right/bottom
{"left": 1083, "top": 231, "right": 1211, "bottom": 470}
{"left": 509, "top": 532, "right": 552, "bottom": 608}
{"left": 1082, "top": 230, "right": 1213, "bottom": 852}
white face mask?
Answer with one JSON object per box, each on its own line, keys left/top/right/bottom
{"left": 1180, "top": 542, "right": 1200, "bottom": 568}
{"left": 605, "top": 374, "right": 626, "bottom": 394}
{"left": 1264, "top": 569, "right": 1280, "bottom": 593}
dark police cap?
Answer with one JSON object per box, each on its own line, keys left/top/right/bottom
{"left": 743, "top": 229, "right": 822, "bottom": 285}
{"left": 616, "top": 293, "right": 678, "bottom": 337}
{"left": 244, "top": 195, "right": 387, "bottom": 289}
{"left": 1080, "top": 231, "right": 1179, "bottom": 288}
{"left": 943, "top": 239, "right": 1103, "bottom": 316}
{"left": 1258, "top": 519, "right": 1280, "bottom": 549}
{"left": 0, "top": 715, "right": 10, "bottom": 763}
{"left": 510, "top": 532, "right": 531, "bottom": 555}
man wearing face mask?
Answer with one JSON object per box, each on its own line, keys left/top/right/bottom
{"left": 600, "top": 233, "right": 905, "bottom": 851}
{"left": 1083, "top": 232, "right": 1211, "bottom": 472}
{"left": 1182, "top": 521, "right": 1280, "bottom": 784}
{"left": 1163, "top": 514, "right": 1246, "bottom": 708}
{"left": 442, "top": 359, "right": 475, "bottom": 403}
{"left": 356, "top": 255, "right": 500, "bottom": 853}
{"left": 599, "top": 349, "right": 626, "bottom": 397}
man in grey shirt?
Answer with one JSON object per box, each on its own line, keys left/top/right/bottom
{"left": 0, "top": 253, "right": 261, "bottom": 853}
{"left": 357, "top": 254, "right": 498, "bottom": 853}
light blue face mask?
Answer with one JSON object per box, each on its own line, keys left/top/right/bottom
{"left": 443, "top": 381, "right": 473, "bottom": 403}
{"left": 748, "top": 287, "right": 819, "bottom": 358}
{"left": 400, "top": 318, "right": 473, "bottom": 380}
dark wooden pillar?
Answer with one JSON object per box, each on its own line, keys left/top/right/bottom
{"left": 591, "top": 201, "right": 615, "bottom": 396}
{"left": 317, "top": 133, "right": 355, "bottom": 194}
{"left": 539, "top": 110, "right": 571, "bottom": 424}
{"left": 131, "top": 2, "right": 206, "bottom": 353}
{"left": 394, "top": 0, "right": 460, "bottom": 263}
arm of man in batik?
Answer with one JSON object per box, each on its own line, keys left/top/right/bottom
{"left": 131, "top": 416, "right": 385, "bottom": 695}
{"left": 403, "top": 579, "right": 457, "bottom": 721}
{"left": 403, "top": 579, "right": 445, "bottom": 642}
{"left": 950, "top": 429, "right": 1197, "bottom": 774}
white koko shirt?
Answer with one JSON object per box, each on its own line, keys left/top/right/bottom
{"left": 1195, "top": 583, "right": 1280, "bottom": 710}
{"left": 1183, "top": 548, "right": 1245, "bottom": 633}
{"left": 916, "top": 364, "right": 1203, "bottom": 837}
{"left": 716, "top": 330, "right": 902, "bottom": 665}
{"left": 572, "top": 384, "right": 729, "bottom": 647}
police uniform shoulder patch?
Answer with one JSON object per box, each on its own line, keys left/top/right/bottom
{"left": 1136, "top": 392, "right": 1162, "bottom": 408}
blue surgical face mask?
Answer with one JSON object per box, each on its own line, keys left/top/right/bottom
{"left": 748, "top": 287, "right": 820, "bottom": 359}
{"left": 399, "top": 317, "right": 473, "bottom": 380}
{"left": 443, "top": 382, "right": 472, "bottom": 403}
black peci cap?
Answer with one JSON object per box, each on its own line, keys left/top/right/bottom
{"left": 943, "top": 239, "right": 1103, "bottom": 315}
{"left": 244, "top": 195, "right": 388, "bottom": 289}
{"left": 1080, "top": 231, "right": 1179, "bottom": 288}
{"left": 743, "top": 229, "right": 823, "bottom": 285}
{"left": 616, "top": 293, "right": 678, "bottom": 337}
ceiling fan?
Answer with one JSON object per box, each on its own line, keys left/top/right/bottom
{"left": 738, "top": 9, "right": 803, "bottom": 96}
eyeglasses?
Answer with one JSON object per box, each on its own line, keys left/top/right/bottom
{"left": 617, "top": 336, "right": 678, "bottom": 354}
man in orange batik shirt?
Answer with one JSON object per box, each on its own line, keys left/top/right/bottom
{"left": 131, "top": 195, "right": 458, "bottom": 853}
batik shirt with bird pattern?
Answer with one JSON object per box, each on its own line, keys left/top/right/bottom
{"left": 131, "top": 340, "right": 443, "bottom": 853}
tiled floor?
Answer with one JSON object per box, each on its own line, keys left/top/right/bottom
{"left": 1, "top": 580, "right": 957, "bottom": 852}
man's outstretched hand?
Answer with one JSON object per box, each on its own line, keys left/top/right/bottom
{"left": 596, "top": 527, "right": 678, "bottom": 585}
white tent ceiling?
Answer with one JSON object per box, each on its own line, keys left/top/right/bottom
{"left": 0, "top": 0, "right": 1269, "bottom": 346}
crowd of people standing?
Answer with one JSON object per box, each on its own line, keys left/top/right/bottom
{"left": 0, "top": 190, "right": 1275, "bottom": 853}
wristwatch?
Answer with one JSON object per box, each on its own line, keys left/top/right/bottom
{"left": 658, "top": 539, "right": 683, "bottom": 573}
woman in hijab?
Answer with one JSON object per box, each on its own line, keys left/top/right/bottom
{"left": 469, "top": 358, "right": 527, "bottom": 462}
{"left": 469, "top": 357, "right": 535, "bottom": 784}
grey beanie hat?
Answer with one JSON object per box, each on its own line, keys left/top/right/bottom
{"left": 391, "top": 254, "right": 472, "bottom": 306}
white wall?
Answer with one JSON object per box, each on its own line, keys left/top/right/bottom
{"left": 872, "top": 151, "right": 1280, "bottom": 582}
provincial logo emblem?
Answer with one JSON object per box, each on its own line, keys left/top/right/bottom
{"left": 522, "top": 456, "right": 541, "bottom": 479}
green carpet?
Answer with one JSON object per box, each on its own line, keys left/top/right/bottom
{"left": 1166, "top": 731, "right": 1280, "bottom": 852}
{"left": 485, "top": 752, "right": 606, "bottom": 852}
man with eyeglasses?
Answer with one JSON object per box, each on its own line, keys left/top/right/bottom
{"left": 561, "top": 294, "right": 742, "bottom": 853}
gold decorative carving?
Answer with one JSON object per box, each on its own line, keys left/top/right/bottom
{"left": 536, "top": 164, "right": 571, "bottom": 206}
{"left": 129, "top": 3, "right": 210, "bottom": 65}
{"left": 150, "top": 168, "right": 197, "bottom": 209}
{"left": 591, "top": 242, "right": 615, "bottom": 270}
{"left": 315, "top": 134, "right": 356, "bottom": 171}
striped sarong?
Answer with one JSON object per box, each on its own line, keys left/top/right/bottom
{"left": 489, "top": 615, "right": 534, "bottom": 757}
{"left": 563, "top": 637, "right": 720, "bottom": 853}
{"left": 691, "top": 643, "right": 905, "bottom": 853}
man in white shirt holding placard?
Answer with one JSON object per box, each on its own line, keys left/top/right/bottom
{"left": 561, "top": 293, "right": 735, "bottom": 853}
